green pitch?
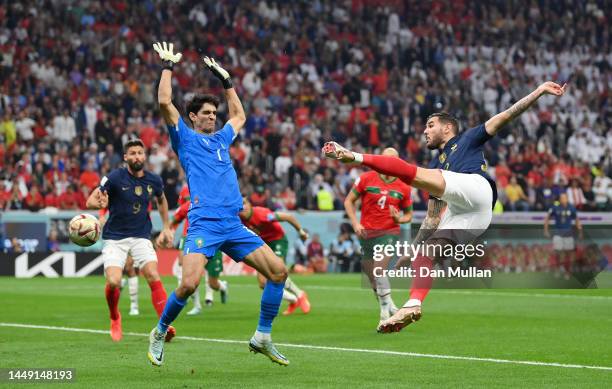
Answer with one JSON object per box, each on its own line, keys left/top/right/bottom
{"left": 1, "top": 275, "right": 611, "bottom": 388}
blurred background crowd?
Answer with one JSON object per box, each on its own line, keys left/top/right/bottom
{"left": 0, "top": 0, "right": 610, "bottom": 213}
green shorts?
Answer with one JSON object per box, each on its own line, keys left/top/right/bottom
{"left": 268, "top": 236, "right": 289, "bottom": 262}
{"left": 179, "top": 237, "right": 223, "bottom": 278}
{"left": 360, "top": 234, "right": 399, "bottom": 260}
{"left": 205, "top": 250, "right": 223, "bottom": 278}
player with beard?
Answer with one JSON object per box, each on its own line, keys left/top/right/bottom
{"left": 324, "top": 81, "right": 567, "bottom": 333}
{"left": 86, "top": 139, "right": 175, "bottom": 342}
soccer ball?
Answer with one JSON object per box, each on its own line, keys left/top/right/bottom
{"left": 69, "top": 214, "right": 101, "bottom": 247}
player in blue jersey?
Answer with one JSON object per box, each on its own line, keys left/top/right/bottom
{"left": 324, "top": 81, "right": 567, "bottom": 333}
{"left": 86, "top": 139, "right": 175, "bottom": 342}
{"left": 544, "top": 193, "right": 583, "bottom": 278}
{"left": 148, "top": 42, "right": 289, "bottom": 366}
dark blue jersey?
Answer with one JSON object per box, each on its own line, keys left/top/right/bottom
{"left": 99, "top": 168, "right": 163, "bottom": 240}
{"left": 548, "top": 204, "right": 577, "bottom": 237}
{"left": 428, "top": 124, "right": 497, "bottom": 207}
{"left": 167, "top": 117, "right": 242, "bottom": 219}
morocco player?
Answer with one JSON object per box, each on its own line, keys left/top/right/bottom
{"left": 325, "top": 81, "right": 567, "bottom": 333}
{"left": 344, "top": 148, "right": 412, "bottom": 328}
{"left": 151, "top": 42, "right": 290, "bottom": 366}
{"left": 171, "top": 184, "right": 228, "bottom": 315}
{"left": 239, "top": 197, "right": 311, "bottom": 315}
{"left": 86, "top": 139, "right": 175, "bottom": 342}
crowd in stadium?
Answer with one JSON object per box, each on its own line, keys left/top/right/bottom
{"left": 0, "top": 0, "right": 610, "bottom": 213}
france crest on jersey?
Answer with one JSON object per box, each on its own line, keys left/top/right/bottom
{"left": 99, "top": 168, "right": 163, "bottom": 240}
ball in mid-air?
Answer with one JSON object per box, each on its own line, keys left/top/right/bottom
{"left": 69, "top": 214, "right": 101, "bottom": 247}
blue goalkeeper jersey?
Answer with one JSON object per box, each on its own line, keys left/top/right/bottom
{"left": 167, "top": 117, "right": 242, "bottom": 219}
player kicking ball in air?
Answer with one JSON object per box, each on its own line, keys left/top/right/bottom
{"left": 171, "top": 184, "right": 228, "bottom": 315}
{"left": 344, "top": 147, "right": 413, "bottom": 328}
{"left": 149, "top": 42, "right": 289, "bottom": 366}
{"left": 325, "top": 81, "right": 566, "bottom": 333}
{"left": 239, "top": 196, "right": 311, "bottom": 316}
{"left": 86, "top": 139, "right": 176, "bottom": 342}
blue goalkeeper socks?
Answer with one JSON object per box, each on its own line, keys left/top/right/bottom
{"left": 157, "top": 291, "right": 186, "bottom": 333}
{"left": 257, "top": 280, "right": 285, "bottom": 333}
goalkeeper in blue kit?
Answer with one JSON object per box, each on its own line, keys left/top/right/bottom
{"left": 148, "top": 42, "right": 290, "bottom": 366}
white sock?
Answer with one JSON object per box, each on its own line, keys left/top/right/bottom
{"left": 284, "top": 277, "right": 302, "bottom": 297}
{"left": 282, "top": 289, "right": 298, "bottom": 303}
{"left": 253, "top": 330, "right": 271, "bottom": 344}
{"left": 218, "top": 280, "right": 227, "bottom": 292}
{"left": 191, "top": 286, "right": 202, "bottom": 308}
{"left": 403, "top": 298, "right": 421, "bottom": 308}
{"left": 128, "top": 276, "right": 139, "bottom": 309}
{"left": 176, "top": 264, "right": 182, "bottom": 287}
{"left": 375, "top": 277, "right": 393, "bottom": 310}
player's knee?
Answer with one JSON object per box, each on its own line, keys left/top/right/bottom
{"left": 180, "top": 277, "right": 201, "bottom": 295}
{"left": 268, "top": 266, "right": 288, "bottom": 283}
{"left": 106, "top": 278, "right": 122, "bottom": 289}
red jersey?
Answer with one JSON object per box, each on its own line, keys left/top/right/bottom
{"left": 173, "top": 185, "right": 190, "bottom": 236}
{"left": 241, "top": 206, "right": 285, "bottom": 242}
{"left": 352, "top": 171, "right": 413, "bottom": 235}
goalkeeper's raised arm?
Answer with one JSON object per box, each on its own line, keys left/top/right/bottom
{"left": 153, "top": 41, "right": 182, "bottom": 126}
{"left": 203, "top": 56, "right": 246, "bottom": 136}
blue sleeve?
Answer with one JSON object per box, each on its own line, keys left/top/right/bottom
{"left": 462, "top": 124, "right": 492, "bottom": 147}
{"left": 99, "top": 170, "right": 117, "bottom": 195}
{"left": 216, "top": 122, "right": 237, "bottom": 146}
{"left": 167, "top": 117, "right": 192, "bottom": 155}
{"left": 154, "top": 175, "right": 164, "bottom": 197}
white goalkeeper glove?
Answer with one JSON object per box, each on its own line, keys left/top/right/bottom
{"left": 153, "top": 41, "right": 182, "bottom": 70}
{"left": 203, "top": 56, "right": 232, "bottom": 89}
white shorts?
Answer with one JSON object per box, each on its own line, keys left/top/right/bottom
{"left": 553, "top": 236, "right": 575, "bottom": 251}
{"left": 436, "top": 171, "right": 493, "bottom": 239}
{"left": 102, "top": 237, "right": 158, "bottom": 270}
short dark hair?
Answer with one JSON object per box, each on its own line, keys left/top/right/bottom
{"left": 124, "top": 138, "right": 145, "bottom": 153}
{"left": 186, "top": 94, "right": 220, "bottom": 121}
{"left": 427, "top": 112, "right": 459, "bottom": 134}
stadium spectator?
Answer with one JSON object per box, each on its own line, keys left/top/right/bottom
{"left": 307, "top": 233, "right": 327, "bottom": 273}
{"left": 0, "top": 0, "right": 610, "bottom": 212}
{"left": 505, "top": 176, "right": 530, "bottom": 212}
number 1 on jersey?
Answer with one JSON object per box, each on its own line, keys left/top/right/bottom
{"left": 377, "top": 195, "right": 387, "bottom": 209}
{"left": 217, "top": 149, "right": 222, "bottom": 161}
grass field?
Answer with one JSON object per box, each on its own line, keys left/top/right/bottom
{"left": 1, "top": 274, "right": 612, "bottom": 388}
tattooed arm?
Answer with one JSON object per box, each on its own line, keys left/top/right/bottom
{"left": 485, "top": 81, "right": 566, "bottom": 136}
{"left": 412, "top": 198, "right": 447, "bottom": 244}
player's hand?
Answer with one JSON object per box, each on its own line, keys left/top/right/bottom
{"left": 157, "top": 227, "right": 175, "bottom": 248}
{"left": 203, "top": 56, "right": 233, "bottom": 89}
{"left": 538, "top": 81, "right": 567, "bottom": 97}
{"left": 153, "top": 42, "right": 182, "bottom": 69}
{"left": 353, "top": 223, "right": 366, "bottom": 239}
{"left": 323, "top": 142, "right": 356, "bottom": 163}
{"left": 390, "top": 205, "right": 401, "bottom": 223}
{"left": 298, "top": 228, "right": 309, "bottom": 241}
{"left": 96, "top": 190, "right": 109, "bottom": 209}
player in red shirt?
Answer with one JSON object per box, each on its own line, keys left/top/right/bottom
{"left": 344, "top": 148, "right": 413, "bottom": 328}
{"left": 240, "top": 197, "right": 311, "bottom": 315}
{"left": 171, "top": 184, "right": 228, "bottom": 315}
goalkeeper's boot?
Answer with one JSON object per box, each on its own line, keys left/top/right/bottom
{"left": 249, "top": 337, "right": 290, "bottom": 366}
{"left": 110, "top": 313, "right": 122, "bottom": 342}
{"left": 377, "top": 304, "right": 422, "bottom": 334}
{"left": 147, "top": 327, "right": 166, "bottom": 366}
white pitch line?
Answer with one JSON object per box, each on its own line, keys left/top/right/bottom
{"left": 228, "top": 284, "right": 612, "bottom": 300}
{"left": 1, "top": 322, "right": 611, "bottom": 372}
